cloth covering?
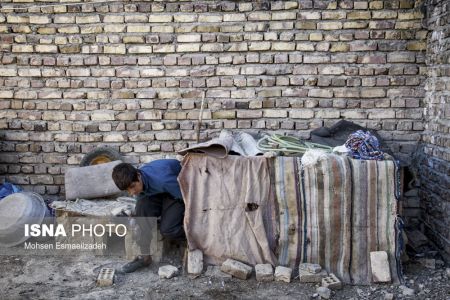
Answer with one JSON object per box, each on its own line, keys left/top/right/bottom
{"left": 178, "top": 153, "right": 402, "bottom": 285}
{"left": 267, "top": 156, "right": 401, "bottom": 285}
{"left": 178, "top": 153, "right": 276, "bottom": 266}
{"left": 178, "top": 130, "right": 262, "bottom": 158}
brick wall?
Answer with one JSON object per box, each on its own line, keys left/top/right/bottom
{"left": 0, "top": 0, "right": 427, "bottom": 198}
{"left": 418, "top": 0, "right": 450, "bottom": 254}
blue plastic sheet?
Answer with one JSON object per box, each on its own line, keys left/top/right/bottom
{"left": 0, "top": 182, "right": 22, "bottom": 200}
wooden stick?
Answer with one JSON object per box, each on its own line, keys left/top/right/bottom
{"left": 196, "top": 93, "right": 205, "bottom": 143}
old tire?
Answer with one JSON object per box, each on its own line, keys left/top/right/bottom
{"left": 80, "top": 147, "right": 123, "bottom": 167}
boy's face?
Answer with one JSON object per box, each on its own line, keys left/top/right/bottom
{"left": 127, "top": 174, "right": 143, "bottom": 196}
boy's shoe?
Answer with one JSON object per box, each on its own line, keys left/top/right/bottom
{"left": 121, "top": 255, "right": 152, "bottom": 273}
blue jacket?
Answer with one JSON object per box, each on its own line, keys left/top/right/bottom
{"left": 138, "top": 159, "right": 183, "bottom": 200}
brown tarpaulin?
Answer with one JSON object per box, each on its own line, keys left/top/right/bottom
{"left": 178, "top": 153, "right": 277, "bottom": 266}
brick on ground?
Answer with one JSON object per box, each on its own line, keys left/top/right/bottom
{"left": 220, "top": 259, "right": 252, "bottom": 280}
{"left": 274, "top": 266, "right": 292, "bottom": 283}
{"left": 299, "top": 263, "right": 322, "bottom": 274}
{"left": 255, "top": 264, "right": 273, "bottom": 282}
{"left": 322, "top": 273, "right": 342, "bottom": 290}
{"left": 299, "top": 269, "right": 328, "bottom": 283}
{"left": 370, "top": 251, "right": 392, "bottom": 283}
{"left": 158, "top": 265, "right": 178, "bottom": 279}
{"left": 97, "top": 268, "right": 114, "bottom": 287}
{"left": 187, "top": 249, "right": 203, "bottom": 275}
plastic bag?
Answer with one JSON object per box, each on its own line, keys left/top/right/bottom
{"left": 0, "top": 182, "right": 22, "bottom": 200}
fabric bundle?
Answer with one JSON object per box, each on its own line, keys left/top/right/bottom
{"left": 300, "top": 149, "right": 329, "bottom": 167}
{"left": 345, "top": 130, "right": 384, "bottom": 160}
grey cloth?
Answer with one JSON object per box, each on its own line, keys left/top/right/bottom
{"left": 178, "top": 130, "right": 262, "bottom": 158}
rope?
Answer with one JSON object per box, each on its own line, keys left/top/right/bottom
{"left": 257, "top": 134, "right": 333, "bottom": 155}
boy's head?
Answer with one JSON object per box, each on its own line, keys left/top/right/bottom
{"left": 112, "top": 163, "right": 143, "bottom": 196}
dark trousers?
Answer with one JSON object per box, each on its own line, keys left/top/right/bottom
{"left": 134, "top": 193, "right": 185, "bottom": 253}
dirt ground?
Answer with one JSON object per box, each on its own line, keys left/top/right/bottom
{"left": 0, "top": 251, "right": 449, "bottom": 300}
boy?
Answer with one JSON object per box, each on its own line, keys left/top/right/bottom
{"left": 112, "top": 160, "right": 185, "bottom": 273}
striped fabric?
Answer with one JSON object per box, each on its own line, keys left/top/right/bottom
{"left": 267, "top": 155, "right": 402, "bottom": 285}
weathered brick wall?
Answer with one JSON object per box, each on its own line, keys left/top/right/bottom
{"left": 0, "top": 0, "right": 427, "bottom": 197}
{"left": 418, "top": 0, "right": 450, "bottom": 254}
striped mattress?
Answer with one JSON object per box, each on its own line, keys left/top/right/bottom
{"left": 264, "top": 155, "right": 402, "bottom": 284}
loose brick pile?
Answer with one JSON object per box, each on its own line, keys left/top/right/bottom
{"left": 0, "top": 0, "right": 429, "bottom": 199}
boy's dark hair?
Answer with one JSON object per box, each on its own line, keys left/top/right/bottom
{"left": 112, "top": 163, "right": 139, "bottom": 190}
